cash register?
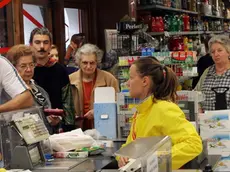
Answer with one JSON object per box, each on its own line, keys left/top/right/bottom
{"left": 0, "top": 107, "right": 86, "bottom": 171}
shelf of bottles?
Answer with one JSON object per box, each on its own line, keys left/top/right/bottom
{"left": 139, "top": 13, "right": 224, "bottom": 34}
{"left": 118, "top": 53, "right": 197, "bottom": 87}
{"left": 137, "top": 0, "right": 230, "bottom": 35}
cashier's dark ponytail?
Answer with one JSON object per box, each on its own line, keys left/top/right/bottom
{"left": 133, "top": 57, "right": 179, "bottom": 103}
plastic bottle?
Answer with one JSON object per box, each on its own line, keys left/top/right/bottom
{"left": 151, "top": 17, "right": 157, "bottom": 32}
{"left": 190, "top": 17, "right": 194, "bottom": 31}
{"left": 183, "top": 15, "right": 190, "bottom": 31}
{"left": 176, "top": 0, "right": 181, "bottom": 9}
{"left": 147, "top": 48, "right": 152, "bottom": 56}
{"left": 171, "top": 0, "right": 176, "bottom": 8}
{"left": 183, "top": 36, "right": 188, "bottom": 51}
{"left": 178, "top": 15, "right": 183, "bottom": 31}
{"left": 187, "top": 0, "right": 191, "bottom": 11}
{"left": 190, "top": 0, "right": 197, "bottom": 11}
{"left": 159, "top": 16, "right": 164, "bottom": 32}
{"left": 142, "top": 48, "right": 147, "bottom": 56}
{"left": 193, "top": 17, "right": 198, "bottom": 31}
{"left": 155, "top": 17, "right": 160, "bottom": 32}
{"left": 168, "top": 16, "right": 173, "bottom": 31}
{"left": 188, "top": 38, "right": 193, "bottom": 51}
{"left": 172, "top": 16, "right": 178, "bottom": 31}
{"left": 164, "top": 15, "right": 169, "bottom": 31}
{"left": 182, "top": 0, "right": 188, "bottom": 10}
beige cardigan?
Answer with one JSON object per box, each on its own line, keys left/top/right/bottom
{"left": 69, "top": 69, "right": 119, "bottom": 117}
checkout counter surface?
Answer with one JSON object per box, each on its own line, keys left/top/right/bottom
{"left": 32, "top": 147, "right": 220, "bottom": 172}
{"left": 33, "top": 148, "right": 116, "bottom": 172}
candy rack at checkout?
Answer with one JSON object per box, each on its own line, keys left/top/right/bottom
{"left": 118, "top": 53, "right": 197, "bottom": 92}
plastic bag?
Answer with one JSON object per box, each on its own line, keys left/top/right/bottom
{"left": 49, "top": 129, "right": 95, "bottom": 152}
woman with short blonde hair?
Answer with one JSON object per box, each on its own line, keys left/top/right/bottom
{"left": 195, "top": 35, "right": 230, "bottom": 111}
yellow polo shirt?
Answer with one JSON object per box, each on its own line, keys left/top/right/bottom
{"left": 121, "top": 96, "right": 202, "bottom": 170}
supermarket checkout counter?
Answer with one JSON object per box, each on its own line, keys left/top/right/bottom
{"left": 0, "top": 107, "right": 220, "bottom": 172}
{"left": 0, "top": 107, "right": 124, "bottom": 172}
{"left": 97, "top": 137, "right": 220, "bottom": 172}
{"left": 31, "top": 147, "right": 220, "bottom": 172}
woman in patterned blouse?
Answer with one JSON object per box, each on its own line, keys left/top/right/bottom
{"left": 195, "top": 35, "right": 230, "bottom": 111}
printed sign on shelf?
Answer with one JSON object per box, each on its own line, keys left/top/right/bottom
{"left": 200, "top": 110, "right": 230, "bottom": 136}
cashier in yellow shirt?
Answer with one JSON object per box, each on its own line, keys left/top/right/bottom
{"left": 118, "top": 57, "right": 202, "bottom": 170}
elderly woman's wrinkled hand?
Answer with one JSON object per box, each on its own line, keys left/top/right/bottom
{"left": 84, "top": 109, "right": 94, "bottom": 119}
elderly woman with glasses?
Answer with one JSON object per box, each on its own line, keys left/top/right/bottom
{"left": 7, "top": 44, "right": 60, "bottom": 134}
{"left": 69, "top": 43, "right": 119, "bottom": 131}
{"left": 195, "top": 35, "right": 230, "bottom": 111}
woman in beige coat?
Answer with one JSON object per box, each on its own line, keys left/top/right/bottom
{"left": 69, "top": 43, "right": 119, "bottom": 130}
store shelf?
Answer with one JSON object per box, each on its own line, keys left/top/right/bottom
{"left": 137, "top": 4, "right": 198, "bottom": 15}
{"left": 204, "top": 31, "right": 223, "bottom": 34}
{"left": 148, "top": 31, "right": 225, "bottom": 36}
{"left": 148, "top": 31, "right": 204, "bottom": 36}
{"left": 201, "top": 14, "right": 224, "bottom": 19}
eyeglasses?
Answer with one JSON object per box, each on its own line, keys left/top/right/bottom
{"left": 17, "top": 63, "right": 36, "bottom": 70}
{"left": 81, "top": 61, "right": 96, "bottom": 66}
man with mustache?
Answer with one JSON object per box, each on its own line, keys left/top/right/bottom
{"left": 30, "top": 27, "right": 76, "bottom": 133}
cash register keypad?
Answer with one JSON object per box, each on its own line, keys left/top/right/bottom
{"left": 14, "top": 114, "right": 49, "bottom": 145}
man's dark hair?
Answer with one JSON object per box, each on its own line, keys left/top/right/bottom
{"left": 29, "top": 27, "right": 53, "bottom": 44}
{"left": 70, "top": 33, "right": 85, "bottom": 45}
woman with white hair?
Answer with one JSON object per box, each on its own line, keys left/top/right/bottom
{"left": 69, "top": 43, "right": 119, "bottom": 130}
{"left": 195, "top": 35, "right": 230, "bottom": 111}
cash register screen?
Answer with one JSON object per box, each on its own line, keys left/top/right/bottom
{"left": 13, "top": 113, "right": 49, "bottom": 145}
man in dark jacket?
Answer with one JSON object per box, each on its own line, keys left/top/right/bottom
{"left": 30, "top": 27, "right": 76, "bottom": 132}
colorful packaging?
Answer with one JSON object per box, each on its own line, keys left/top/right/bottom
{"left": 54, "top": 151, "right": 88, "bottom": 158}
